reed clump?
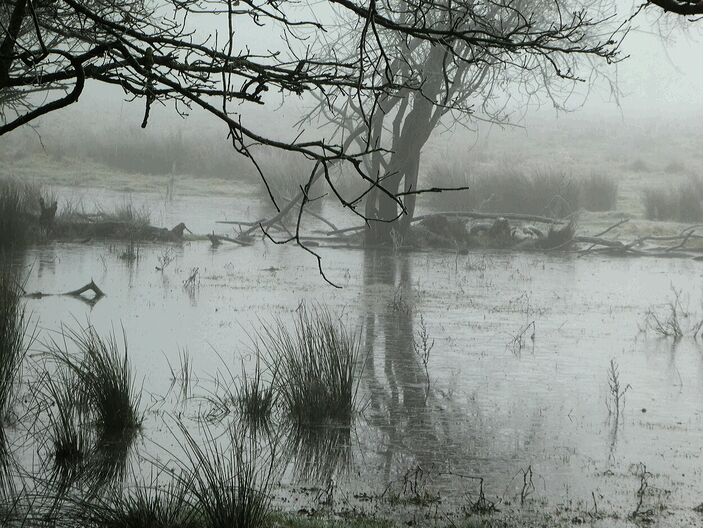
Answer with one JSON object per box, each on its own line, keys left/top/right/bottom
{"left": 261, "top": 307, "right": 360, "bottom": 427}
{"left": 46, "top": 325, "right": 142, "bottom": 439}
{"left": 0, "top": 271, "right": 31, "bottom": 424}
{"left": 0, "top": 179, "right": 45, "bottom": 248}
{"left": 170, "top": 422, "right": 277, "bottom": 528}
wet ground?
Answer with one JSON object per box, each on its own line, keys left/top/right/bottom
{"left": 6, "top": 185, "right": 703, "bottom": 526}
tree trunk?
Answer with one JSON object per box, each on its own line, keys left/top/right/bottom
{"left": 364, "top": 46, "right": 445, "bottom": 246}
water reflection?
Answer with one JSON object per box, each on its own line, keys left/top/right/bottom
{"left": 361, "top": 250, "right": 437, "bottom": 484}
{"left": 284, "top": 423, "right": 351, "bottom": 484}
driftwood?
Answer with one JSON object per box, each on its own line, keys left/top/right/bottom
{"left": 207, "top": 233, "right": 251, "bottom": 247}
{"left": 65, "top": 280, "right": 105, "bottom": 298}
{"left": 52, "top": 221, "right": 192, "bottom": 242}
{"left": 216, "top": 220, "right": 260, "bottom": 227}
{"left": 24, "top": 280, "right": 106, "bottom": 306}
{"left": 573, "top": 235, "right": 702, "bottom": 258}
{"left": 217, "top": 195, "right": 340, "bottom": 238}
{"left": 572, "top": 222, "right": 702, "bottom": 259}
{"left": 321, "top": 211, "right": 563, "bottom": 237}
{"left": 411, "top": 211, "right": 563, "bottom": 225}
{"left": 212, "top": 207, "right": 701, "bottom": 260}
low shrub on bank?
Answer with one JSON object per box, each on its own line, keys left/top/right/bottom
{"left": 423, "top": 166, "right": 618, "bottom": 217}
{"left": 642, "top": 177, "right": 703, "bottom": 223}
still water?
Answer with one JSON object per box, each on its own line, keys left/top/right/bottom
{"left": 9, "top": 186, "right": 703, "bottom": 525}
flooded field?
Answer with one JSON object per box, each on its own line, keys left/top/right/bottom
{"left": 6, "top": 186, "right": 702, "bottom": 526}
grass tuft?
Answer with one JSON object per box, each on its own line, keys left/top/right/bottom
{"left": 84, "top": 480, "right": 198, "bottom": 528}
{"left": 236, "top": 356, "right": 276, "bottom": 432}
{"left": 46, "top": 325, "right": 142, "bottom": 439}
{"left": 261, "top": 306, "right": 360, "bottom": 427}
{"left": 170, "top": 421, "right": 277, "bottom": 528}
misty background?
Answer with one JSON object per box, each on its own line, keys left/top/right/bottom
{"left": 2, "top": 9, "right": 701, "bottom": 189}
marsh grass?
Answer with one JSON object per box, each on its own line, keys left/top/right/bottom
{"left": 0, "top": 179, "right": 46, "bottom": 248}
{"left": 424, "top": 166, "right": 618, "bottom": 216}
{"left": 39, "top": 127, "right": 258, "bottom": 179}
{"left": 107, "top": 202, "right": 151, "bottom": 228}
{"left": 168, "top": 421, "right": 278, "bottom": 528}
{"left": 258, "top": 152, "right": 319, "bottom": 204}
{"left": 605, "top": 359, "right": 630, "bottom": 421}
{"left": 0, "top": 271, "right": 32, "bottom": 425}
{"left": 46, "top": 325, "right": 142, "bottom": 439}
{"left": 88, "top": 201, "right": 152, "bottom": 232}
{"left": 236, "top": 356, "right": 275, "bottom": 432}
{"left": 580, "top": 174, "right": 618, "bottom": 211}
{"left": 642, "top": 177, "right": 703, "bottom": 223}
{"left": 84, "top": 480, "right": 198, "bottom": 528}
{"left": 0, "top": 278, "right": 26, "bottom": 501}
{"left": 166, "top": 348, "right": 195, "bottom": 401}
{"left": 261, "top": 307, "right": 361, "bottom": 427}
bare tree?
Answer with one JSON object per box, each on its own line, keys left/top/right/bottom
{"left": 0, "top": 0, "right": 385, "bottom": 195}
{"left": 1, "top": 0, "right": 626, "bottom": 279}
{"left": 302, "top": 0, "right": 624, "bottom": 244}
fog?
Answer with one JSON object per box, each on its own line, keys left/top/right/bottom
{"left": 0, "top": 2, "right": 702, "bottom": 527}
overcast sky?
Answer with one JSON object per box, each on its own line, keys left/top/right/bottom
{"left": 30, "top": 4, "right": 703, "bottom": 143}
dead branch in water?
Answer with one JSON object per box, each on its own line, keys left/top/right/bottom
{"left": 575, "top": 229, "right": 702, "bottom": 258}
{"left": 322, "top": 211, "right": 563, "bottom": 237}
{"left": 411, "top": 211, "right": 563, "bottom": 225}
{"left": 207, "top": 233, "right": 251, "bottom": 247}
{"left": 64, "top": 280, "right": 105, "bottom": 298}
{"left": 592, "top": 218, "right": 630, "bottom": 237}
{"left": 24, "top": 280, "right": 106, "bottom": 306}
